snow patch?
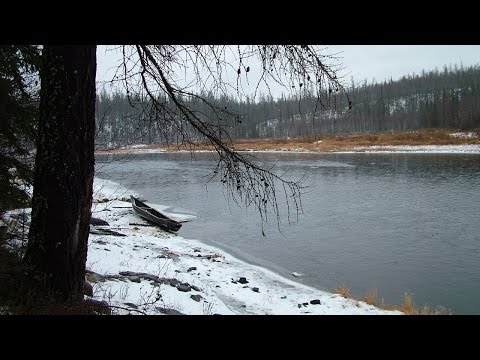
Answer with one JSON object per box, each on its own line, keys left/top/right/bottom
{"left": 449, "top": 132, "right": 478, "bottom": 139}
{"left": 85, "top": 178, "right": 402, "bottom": 315}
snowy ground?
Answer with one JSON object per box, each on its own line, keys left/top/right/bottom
{"left": 85, "top": 178, "right": 401, "bottom": 315}
{"left": 349, "top": 144, "right": 480, "bottom": 153}
{"left": 96, "top": 143, "right": 480, "bottom": 155}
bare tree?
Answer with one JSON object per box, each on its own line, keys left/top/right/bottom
{"left": 26, "top": 45, "right": 347, "bottom": 300}
{"left": 111, "top": 45, "right": 348, "bottom": 225}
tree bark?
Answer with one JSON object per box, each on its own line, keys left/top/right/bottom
{"left": 25, "top": 46, "right": 96, "bottom": 300}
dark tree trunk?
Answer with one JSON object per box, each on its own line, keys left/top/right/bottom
{"left": 25, "top": 46, "right": 96, "bottom": 300}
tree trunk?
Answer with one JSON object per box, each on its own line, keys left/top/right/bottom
{"left": 25, "top": 46, "right": 96, "bottom": 300}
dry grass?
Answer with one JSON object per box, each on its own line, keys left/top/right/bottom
{"left": 363, "top": 288, "right": 378, "bottom": 306}
{"left": 334, "top": 284, "right": 351, "bottom": 298}
{"left": 334, "top": 284, "right": 451, "bottom": 315}
{"left": 96, "top": 128, "right": 480, "bottom": 155}
{"left": 399, "top": 292, "right": 450, "bottom": 315}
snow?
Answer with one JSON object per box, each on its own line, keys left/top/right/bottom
{"left": 449, "top": 132, "right": 478, "bottom": 139}
{"left": 86, "top": 178, "right": 401, "bottom": 315}
{"left": 96, "top": 143, "right": 480, "bottom": 155}
{"left": 349, "top": 144, "right": 480, "bottom": 154}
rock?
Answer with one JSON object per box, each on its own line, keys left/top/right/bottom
{"left": 187, "top": 267, "right": 197, "bottom": 272}
{"left": 238, "top": 277, "right": 249, "bottom": 284}
{"left": 281, "top": 296, "right": 287, "bottom": 299}
{"left": 302, "top": 302, "right": 308, "bottom": 307}
{"left": 95, "top": 240, "right": 108, "bottom": 245}
{"left": 85, "top": 299, "right": 111, "bottom": 315}
{"left": 124, "top": 302, "right": 138, "bottom": 309}
{"left": 83, "top": 281, "right": 93, "bottom": 297}
{"left": 128, "top": 276, "right": 141, "bottom": 283}
{"left": 292, "top": 272, "right": 303, "bottom": 277}
{"left": 190, "top": 294, "right": 203, "bottom": 302}
{"left": 298, "top": 304, "right": 302, "bottom": 308}
{"left": 231, "top": 280, "right": 237, "bottom": 284}
{"left": 215, "top": 285, "right": 221, "bottom": 288}
{"left": 156, "top": 307, "right": 184, "bottom": 315}
{"left": 177, "top": 284, "right": 191, "bottom": 292}
{"left": 251, "top": 287, "right": 259, "bottom": 293}
{"left": 242, "top": 286, "right": 249, "bottom": 288}
{"left": 190, "top": 285, "right": 201, "bottom": 292}
{"left": 310, "top": 299, "right": 321, "bottom": 305}
{"left": 197, "top": 254, "right": 202, "bottom": 257}
{"left": 142, "top": 274, "right": 161, "bottom": 282}
{"left": 90, "top": 217, "right": 109, "bottom": 226}
{"left": 85, "top": 270, "right": 105, "bottom": 283}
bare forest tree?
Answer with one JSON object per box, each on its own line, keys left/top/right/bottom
{"left": 27, "top": 45, "right": 348, "bottom": 300}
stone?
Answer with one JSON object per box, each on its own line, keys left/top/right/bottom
{"left": 90, "top": 217, "right": 109, "bottom": 226}
{"left": 177, "top": 284, "right": 191, "bottom": 292}
{"left": 310, "top": 299, "right": 321, "bottom": 305}
{"left": 85, "top": 270, "right": 105, "bottom": 283}
{"left": 190, "top": 294, "right": 203, "bottom": 302}
{"left": 238, "top": 277, "right": 249, "bottom": 284}
{"left": 128, "top": 276, "right": 141, "bottom": 283}
{"left": 251, "top": 287, "right": 259, "bottom": 293}
{"left": 190, "top": 285, "right": 201, "bottom": 292}
{"left": 187, "top": 267, "right": 197, "bottom": 272}
{"left": 156, "top": 307, "right": 184, "bottom": 315}
{"left": 85, "top": 299, "right": 111, "bottom": 315}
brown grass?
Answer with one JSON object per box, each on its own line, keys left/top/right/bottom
{"left": 334, "top": 284, "right": 451, "bottom": 315}
{"left": 334, "top": 284, "right": 351, "bottom": 298}
{"left": 96, "top": 128, "right": 480, "bottom": 154}
{"left": 363, "top": 288, "right": 378, "bottom": 306}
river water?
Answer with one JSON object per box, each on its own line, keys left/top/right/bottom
{"left": 96, "top": 151, "right": 480, "bottom": 314}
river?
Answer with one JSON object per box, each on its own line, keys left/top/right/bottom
{"left": 96, "top": 151, "right": 480, "bottom": 314}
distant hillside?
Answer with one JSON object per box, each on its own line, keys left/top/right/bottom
{"left": 95, "top": 64, "right": 480, "bottom": 148}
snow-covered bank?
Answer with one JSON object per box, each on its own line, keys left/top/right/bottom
{"left": 96, "top": 143, "right": 480, "bottom": 155}
{"left": 349, "top": 144, "right": 480, "bottom": 154}
{"left": 88, "top": 178, "right": 401, "bottom": 315}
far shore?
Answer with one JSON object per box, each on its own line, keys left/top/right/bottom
{"left": 95, "top": 129, "right": 480, "bottom": 155}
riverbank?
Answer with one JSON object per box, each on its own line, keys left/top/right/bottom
{"left": 95, "top": 129, "right": 480, "bottom": 155}
{"left": 84, "top": 178, "right": 402, "bottom": 315}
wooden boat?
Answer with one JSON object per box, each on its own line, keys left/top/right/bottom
{"left": 130, "top": 196, "right": 182, "bottom": 233}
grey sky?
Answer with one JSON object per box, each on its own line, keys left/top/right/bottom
{"left": 329, "top": 45, "right": 480, "bottom": 85}
{"left": 96, "top": 45, "right": 480, "bottom": 98}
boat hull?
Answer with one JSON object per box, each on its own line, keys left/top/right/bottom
{"left": 130, "top": 196, "right": 182, "bottom": 232}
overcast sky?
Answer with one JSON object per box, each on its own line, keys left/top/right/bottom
{"left": 97, "top": 45, "right": 480, "bottom": 98}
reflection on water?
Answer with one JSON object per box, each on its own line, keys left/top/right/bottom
{"left": 96, "top": 151, "right": 480, "bottom": 314}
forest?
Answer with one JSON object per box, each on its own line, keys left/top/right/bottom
{"left": 95, "top": 63, "right": 480, "bottom": 149}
